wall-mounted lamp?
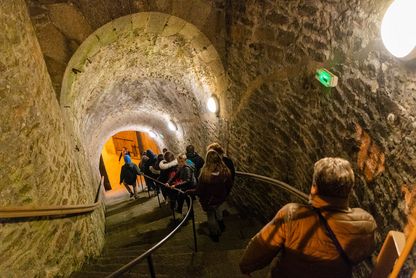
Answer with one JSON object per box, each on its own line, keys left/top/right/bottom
{"left": 167, "top": 120, "right": 177, "bottom": 131}
{"left": 381, "top": 0, "right": 416, "bottom": 60}
{"left": 207, "top": 95, "right": 219, "bottom": 114}
{"left": 148, "top": 130, "right": 157, "bottom": 138}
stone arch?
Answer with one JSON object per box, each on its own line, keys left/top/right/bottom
{"left": 60, "top": 12, "right": 227, "bottom": 168}
{"left": 92, "top": 111, "right": 184, "bottom": 165}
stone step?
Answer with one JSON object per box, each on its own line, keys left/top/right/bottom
{"left": 74, "top": 249, "right": 268, "bottom": 278}
{"left": 102, "top": 236, "right": 249, "bottom": 259}
{"left": 72, "top": 197, "right": 268, "bottom": 278}
{"left": 105, "top": 212, "right": 261, "bottom": 250}
{"left": 105, "top": 195, "right": 154, "bottom": 216}
{"left": 106, "top": 203, "right": 173, "bottom": 232}
{"left": 71, "top": 271, "right": 169, "bottom": 278}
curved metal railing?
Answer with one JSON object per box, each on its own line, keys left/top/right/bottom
{"left": 0, "top": 176, "right": 104, "bottom": 219}
{"left": 235, "top": 171, "right": 309, "bottom": 202}
{"left": 107, "top": 171, "right": 308, "bottom": 277}
{"left": 106, "top": 174, "right": 197, "bottom": 278}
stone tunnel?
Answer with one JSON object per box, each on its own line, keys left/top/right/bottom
{"left": 1, "top": 0, "right": 415, "bottom": 277}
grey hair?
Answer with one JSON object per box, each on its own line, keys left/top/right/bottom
{"left": 312, "top": 157, "right": 354, "bottom": 198}
{"left": 177, "top": 153, "right": 187, "bottom": 161}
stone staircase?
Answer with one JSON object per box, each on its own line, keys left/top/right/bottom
{"left": 70, "top": 191, "right": 268, "bottom": 278}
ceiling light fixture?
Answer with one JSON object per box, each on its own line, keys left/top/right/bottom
{"left": 148, "top": 130, "right": 157, "bottom": 138}
{"left": 381, "top": 0, "right": 416, "bottom": 59}
{"left": 167, "top": 120, "right": 177, "bottom": 131}
{"left": 207, "top": 95, "right": 219, "bottom": 114}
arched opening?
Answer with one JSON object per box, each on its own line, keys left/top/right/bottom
{"left": 99, "top": 130, "right": 160, "bottom": 193}
{"left": 60, "top": 12, "right": 228, "bottom": 184}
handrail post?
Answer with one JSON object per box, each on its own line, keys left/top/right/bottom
{"left": 156, "top": 185, "right": 161, "bottom": 207}
{"left": 191, "top": 203, "right": 197, "bottom": 253}
{"left": 147, "top": 254, "right": 156, "bottom": 278}
{"left": 94, "top": 176, "right": 104, "bottom": 203}
{"left": 147, "top": 179, "right": 151, "bottom": 198}
{"left": 172, "top": 206, "right": 176, "bottom": 222}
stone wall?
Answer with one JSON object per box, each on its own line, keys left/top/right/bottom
{"left": 0, "top": 1, "right": 105, "bottom": 277}
{"left": 60, "top": 12, "right": 226, "bottom": 170}
{"left": 222, "top": 0, "right": 416, "bottom": 273}
{"left": 6, "top": 0, "right": 416, "bottom": 276}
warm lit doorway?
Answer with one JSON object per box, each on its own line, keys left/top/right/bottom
{"left": 100, "top": 130, "right": 160, "bottom": 191}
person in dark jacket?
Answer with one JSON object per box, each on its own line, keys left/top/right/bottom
{"left": 149, "top": 154, "right": 163, "bottom": 193}
{"left": 193, "top": 150, "right": 232, "bottom": 242}
{"left": 143, "top": 149, "right": 157, "bottom": 192}
{"left": 185, "top": 145, "right": 204, "bottom": 180}
{"left": 150, "top": 154, "right": 163, "bottom": 175}
{"left": 119, "top": 155, "right": 141, "bottom": 199}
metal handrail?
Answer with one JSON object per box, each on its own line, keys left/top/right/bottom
{"left": 0, "top": 176, "right": 104, "bottom": 218}
{"left": 235, "top": 171, "right": 309, "bottom": 202}
{"left": 107, "top": 171, "right": 308, "bottom": 277}
{"left": 106, "top": 174, "right": 197, "bottom": 278}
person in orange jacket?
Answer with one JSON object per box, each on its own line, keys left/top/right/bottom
{"left": 239, "top": 157, "right": 377, "bottom": 278}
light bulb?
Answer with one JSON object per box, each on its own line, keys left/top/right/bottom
{"left": 167, "top": 120, "right": 177, "bottom": 131}
{"left": 207, "top": 95, "right": 218, "bottom": 113}
{"left": 381, "top": 0, "right": 416, "bottom": 59}
{"left": 148, "top": 130, "right": 157, "bottom": 138}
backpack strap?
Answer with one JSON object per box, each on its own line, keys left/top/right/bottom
{"left": 313, "top": 207, "right": 352, "bottom": 268}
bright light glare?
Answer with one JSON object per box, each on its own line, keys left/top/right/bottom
{"left": 381, "top": 0, "right": 416, "bottom": 58}
{"left": 207, "top": 96, "right": 218, "bottom": 113}
{"left": 148, "top": 131, "right": 157, "bottom": 138}
{"left": 167, "top": 120, "right": 177, "bottom": 131}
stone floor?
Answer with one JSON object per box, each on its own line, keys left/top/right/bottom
{"left": 71, "top": 191, "right": 269, "bottom": 277}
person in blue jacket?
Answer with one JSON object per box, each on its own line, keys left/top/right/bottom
{"left": 120, "top": 155, "right": 140, "bottom": 199}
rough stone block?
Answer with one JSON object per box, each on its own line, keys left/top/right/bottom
{"left": 160, "top": 15, "right": 186, "bottom": 37}
{"left": 36, "top": 23, "right": 68, "bottom": 64}
{"left": 171, "top": 0, "right": 192, "bottom": 20}
{"left": 132, "top": 12, "right": 150, "bottom": 31}
{"left": 146, "top": 12, "right": 169, "bottom": 34}
{"left": 94, "top": 21, "right": 118, "bottom": 46}
{"left": 253, "top": 27, "right": 275, "bottom": 42}
{"left": 207, "top": 58, "right": 225, "bottom": 80}
{"left": 48, "top": 3, "right": 92, "bottom": 43}
{"left": 155, "top": 0, "right": 171, "bottom": 11}
{"left": 67, "top": 33, "right": 100, "bottom": 70}
{"left": 112, "top": 14, "right": 133, "bottom": 37}
{"left": 178, "top": 22, "right": 200, "bottom": 41}
{"left": 198, "top": 44, "right": 218, "bottom": 63}
{"left": 187, "top": 0, "right": 212, "bottom": 29}
{"left": 191, "top": 32, "right": 212, "bottom": 53}
{"left": 215, "top": 73, "right": 228, "bottom": 94}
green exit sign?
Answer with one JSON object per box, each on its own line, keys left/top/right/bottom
{"left": 315, "top": 68, "right": 338, "bottom": 87}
